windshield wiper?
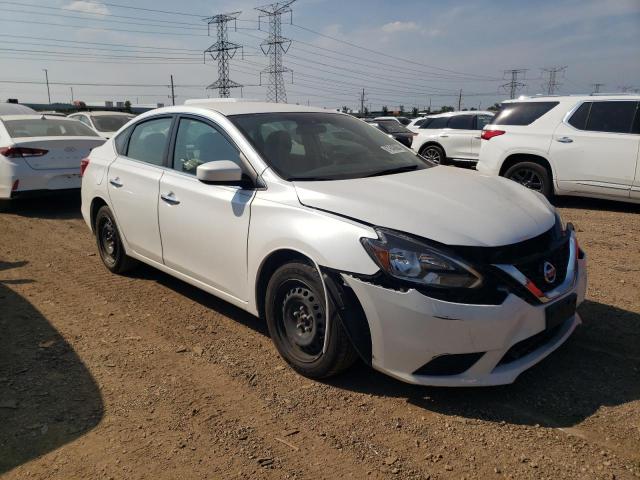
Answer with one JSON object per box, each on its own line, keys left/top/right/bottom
{"left": 365, "top": 165, "right": 419, "bottom": 177}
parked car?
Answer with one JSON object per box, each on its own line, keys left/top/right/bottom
{"left": 0, "top": 114, "right": 105, "bottom": 202}
{"left": 477, "top": 95, "right": 640, "bottom": 202}
{"left": 407, "top": 116, "right": 429, "bottom": 132}
{"left": 0, "top": 103, "right": 35, "bottom": 115}
{"left": 68, "top": 111, "right": 135, "bottom": 139}
{"left": 372, "top": 119, "right": 415, "bottom": 147}
{"left": 81, "top": 99, "right": 587, "bottom": 387}
{"left": 373, "top": 116, "right": 411, "bottom": 126}
{"left": 411, "top": 111, "right": 494, "bottom": 165}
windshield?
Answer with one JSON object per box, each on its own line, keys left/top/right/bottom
{"left": 230, "top": 112, "right": 432, "bottom": 181}
{"left": 377, "top": 120, "right": 410, "bottom": 133}
{"left": 91, "top": 115, "right": 133, "bottom": 132}
{"left": 3, "top": 118, "right": 100, "bottom": 138}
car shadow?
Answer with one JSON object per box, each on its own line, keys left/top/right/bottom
{"left": 0, "top": 262, "right": 103, "bottom": 474}
{"left": 2, "top": 192, "right": 82, "bottom": 220}
{"left": 325, "top": 299, "right": 640, "bottom": 429}
{"left": 554, "top": 195, "right": 640, "bottom": 213}
{"left": 129, "top": 263, "right": 269, "bottom": 337}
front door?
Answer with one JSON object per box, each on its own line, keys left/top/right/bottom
{"left": 158, "top": 116, "right": 254, "bottom": 302}
{"left": 107, "top": 116, "right": 173, "bottom": 263}
{"left": 442, "top": 114, "right": 475, "bottom": 159}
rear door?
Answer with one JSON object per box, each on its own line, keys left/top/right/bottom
{"left": 470, "top": 114, "right": 494, "bottom": 159}
{"left": 441, "top": 115, "right": 475, "bottom": 159}
{"left": 158, "top": 115, "right": 254, "bottom": 301}
{"left": 107, "top": 116, "right": 173, "bottom": 263}
{"left": 631, "top": 105, "right": 640, "bottom": 200}
{"left": 551, "top": 100, "right": 639, "bottom": 198}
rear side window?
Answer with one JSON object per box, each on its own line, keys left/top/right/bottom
{"left": 3, "top": 118, "right": 100, "bottom": 138}
{"left": 585, "top": 101, "right": 637, "bottom": 134}
{"left": 126, "top": 117, "right": 172, "bottom": 166}
{"left": 492, "top": 102, "right": 559, "bottom": 126}
{"left": 114, "top": 126, "right": 132, "bottom": 155}
{"left": 568, "top": 102, "right": 590, "bottom": 129}
{"left": 423, "top": 117, "right": 448, "bottom": 129}
{"left": 447, "top": 115, "right": 474, "bottom": 130}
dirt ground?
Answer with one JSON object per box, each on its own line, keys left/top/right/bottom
{"left": 0, "top": 192, "right": 639, "bottom": 480}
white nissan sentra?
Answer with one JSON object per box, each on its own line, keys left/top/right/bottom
{"left": 81, "top": 99, "right": 587, "bottom": 387}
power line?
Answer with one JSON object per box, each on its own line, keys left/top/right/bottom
{"left": 256, "top": 1, "right": 295, "bottom": 103}
{"left": 203, "top": 12, "right": 244, "bottom": 98}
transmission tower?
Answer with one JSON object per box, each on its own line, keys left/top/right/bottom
{"left": 256, "top": 1, "right": 295, "bottom": 103}
{"left": 501, "top": 69, "right": 528, "bottom": 99}
{"left": 203, "top": 12, "right": 243, "bottom": 98}
{"left": 541, "top": 66, "right": 567, "bottom": 95}
{"left": 591, "top": 83, "right": 605, "bottom": 94}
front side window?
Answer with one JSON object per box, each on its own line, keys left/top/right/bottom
{"left": 91, "top": 115, "right": 134, "bottom": 133}
{"left": 230, "top": 112, "right": 432, "bottom": 181}
{"left": 493, "top": 102, "right": 559, "bottom": 126}
{"left": 172, "top": 118, "right": 241, "bottom": 175}
{"left": 3, "top": 118, "right": 100, "bottom": 138}
{"left": 74, "top": 115, "right": 92, "bottom": 127}
{"left": 126, "top": 117, "right": 172, "bottom": 166}
{"left": 476, "top": 115, "right": 494, "bottom": 130}
{"left": 585, "top": 101, "right": 637, "bottom": 134}
{"left": 447, "top": 115, "right": 474, "bottom": 130}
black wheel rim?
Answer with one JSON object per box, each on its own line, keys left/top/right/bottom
{"left": 423, "top": 147, "right": 441, "bottom": 164}
{"left": 275, "top": 279, "right": 326, "bottom": 364}
{"left": 509, "top": 168, "right": 544, "bottom": 192}
{"left": 98, "top": 216, "right": 118, "bottom": 267}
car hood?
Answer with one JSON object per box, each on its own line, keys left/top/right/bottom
{"left": 293, "top": 166, "right": 555, "bottom": 247}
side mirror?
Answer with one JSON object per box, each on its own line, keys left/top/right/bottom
{"left": 196, "top": 160, "right": 243, "bottom": 184}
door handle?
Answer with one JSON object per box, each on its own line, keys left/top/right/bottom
{"left": 556, "top": 136, "right": 573, "bottom": 143}
{"left": 160, "top": 192, "right": 180, "bottom": 205}
{"left": 109, "top": 177, "right": 123, "bottom": 188}
{"left": 473, "top": 136, "right": 481, "bottom": 139}
{"left": 439, "top": 134, "right": 449, "bottom": 138}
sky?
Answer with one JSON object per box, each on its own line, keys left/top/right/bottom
{"left": 0, "top": 0, "right": 638, "bottom": 111}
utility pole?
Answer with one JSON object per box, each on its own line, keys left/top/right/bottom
{"left": 170, "top": 74, "right": 176, "bottom": 105}
{"left": 501, "top": 69, "right": 527, "bottom": 99}
{"left": 428, "top": 97, "right": 432, "bottom": 113}
{"left": 203, "top": 12, "right": 243, "bottom": 98}
{"left": 457, "top": 89, "right": 462, "bottom": 110}
{"left": 359, "top": 88, "right": 367, "bottom": 117}
{"left": 70, "top": 86, "right": 74, "bottom": 103}
{"left": 256, "top": 1, "right": 295, "bottom": 103}
{"left": 591, "top": 83, "right": 605, "bottom": 94}
{"left": 541, "top": 66, "right": 567, "bottom": 95}
{"left": 42, "top": 69, "right": 51, "bottom": 104}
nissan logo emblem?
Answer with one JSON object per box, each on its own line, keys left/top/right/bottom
{"left": 543, "top": 261, "right": 557, "bottom": 284}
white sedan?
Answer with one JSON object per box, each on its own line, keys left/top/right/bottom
{"left": 81, "top": 99, "right": 587, "bottom": 386}
{"left": 68, "top": 111, "right": 135, "bottom": 139}
{"left": 0, "top": 114, "right": 105, "bottom": 202}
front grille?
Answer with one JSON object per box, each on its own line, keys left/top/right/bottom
{"left": 497, "top": 321, "right": 566, "bottom": 366}
{"left": 514, "top": 240, "right": 570, "bottom": 292}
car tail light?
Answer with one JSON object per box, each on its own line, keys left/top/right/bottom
{"left": 11, "top": 179, "right": 19, "bottom": 191}
{"left": 481, "top": 130, "right": 505, "bottom": 140}
{"left": 0, "top": 146, "right": 49, "bottom": 157}
{"left": 80, "top": 157, "right": 90, "bottom": 176}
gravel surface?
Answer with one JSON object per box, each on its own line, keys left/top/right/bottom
{"left": 0, "top": 193, "right": 638, "bottom": 480}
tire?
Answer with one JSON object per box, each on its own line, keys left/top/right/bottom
{"left": 420, "top": 144, "right": 445, "bottom": 165}
{"left": 503, "top": 161, "right": 552, "bottom": 198}
{"left": 94, "top": 205, "right": 137, "bottom": 274}
{"left": 265, "top": 262, "right": 358, "bottom": 379}
{"left": 0, "top": 199, "right": 12, "bottom": 213}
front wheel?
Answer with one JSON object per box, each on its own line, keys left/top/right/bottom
{"left": 503, "top": 161, "right": 552, "bottom": 198}
{"left": 94, "top": 205, "right": 137, "bottom": 274}
{"left": 420, "top": 144, "right": 445, "bottom": 165}
{"left": 265, "top": 262, "right": 358, "bottom": 378}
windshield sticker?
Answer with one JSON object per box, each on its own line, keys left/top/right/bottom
{"left": 380, "top": 144, "right": 405, "bottom": 154}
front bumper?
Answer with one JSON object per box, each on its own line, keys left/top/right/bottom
{"left": 342, "top": 254, "right": 587, "bottom": 387}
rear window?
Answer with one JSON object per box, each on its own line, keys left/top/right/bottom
{"left": 3, "top": 118, "right": 100, "bottom": 138}
{"left": 492, "top": 102, "right": 559, "bottom": 126}
{"left": 91, "top": 115, "right": 134, "bottom": 132}
{"left": 377, "top": 120, "right": 410, "bottom": 133}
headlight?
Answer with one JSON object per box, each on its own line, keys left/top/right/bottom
{"left": 360, "top": 229, "right": 483, "bottom": 289}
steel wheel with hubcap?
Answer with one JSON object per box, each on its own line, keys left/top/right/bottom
{"left": 94, "top": 205, "right": 136, "bottom": 274}
{"left": 265, "top": 262, "right": 358, "bottom": 378}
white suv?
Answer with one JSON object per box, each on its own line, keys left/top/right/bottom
{"left": 411, "top": 111, "right": 494, "bottom": 164}
{"left": 81, "top": 99, "right": 587, "bottom": 387}
{"left": 477, "top": 95, "right": 640, "bottom": 202}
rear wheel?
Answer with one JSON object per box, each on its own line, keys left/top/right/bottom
{"left": 504, "top": 161, "right": 552, "bottom": 198}
{"left": 94, "top": 205, "right": 136, "bottom": 274}
{"left": 265, "top": 262, "right": 357, "bottom": 378}
{"left": 420, "top": 144, "right": 445, "bottom": 165}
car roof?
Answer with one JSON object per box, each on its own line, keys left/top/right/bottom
{"left": 76, "top": 111, "right": 135, "bottom": 116}
{"left": 0, "top": 103, "right": 36, "bottom": 115}
{"left": 426, "top": 110, "right": 494, "bottom": 118}
{"left": 0, "top": 114, "right": 80, "bottom": 121}
{"left": 503, "top": 94, "right": 640, "bottom": 103}
{"left": 179, "top": 99, "right": 330, "bottom": 116}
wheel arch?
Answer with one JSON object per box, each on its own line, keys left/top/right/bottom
{"left": 89, "top": 196, "right": 109, "bottom": 233}
{"left": 499, "top": 153, "right": 555, "bottom": 186}
{"left": 418, "top": 140, "right": 446, "bottom": 157}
